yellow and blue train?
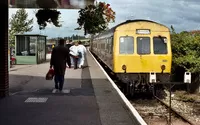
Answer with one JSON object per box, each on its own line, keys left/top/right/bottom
{"left": 90, "top": 19, "right": 172, "bottom": 95}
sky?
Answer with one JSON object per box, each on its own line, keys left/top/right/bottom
{"left": 9, "top": 0, "right": 200, "bottom": 39}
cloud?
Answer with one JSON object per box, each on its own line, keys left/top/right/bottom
{"left": 9, "top": 0, "right": 200, "bottom": 38}
{"left": 99, "top": 0, "right": 200, "bottom": 32}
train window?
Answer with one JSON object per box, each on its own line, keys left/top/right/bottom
{"left": 109, "top": 37, "right": 113, "bottom": 54}
{"left": 119, "top": 36, "right": 134, "bottom": 54}
{"left": 137, "top": 37, "right": 150, "bottom": 54}
{"left": 153, "top": 37, "right": 168, "bottom": 54}
{"left": 101, "top": 43, "right": 105, "bottom": 49}
{"left": 106, "top": 39, "right": 109, "bottom": 52}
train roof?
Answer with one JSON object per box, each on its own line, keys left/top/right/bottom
{"left": 94, "top": 19, "right": 169, "bottom": 39}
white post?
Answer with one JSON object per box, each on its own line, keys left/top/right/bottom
{"left": 184, "top": 72, "right": 191, "bottom": 92}
{"left": 184, "top": 72, "right": 191, "bottom": 84}
{"left": 149, "top": 72, "right": 156, "bottom": 83}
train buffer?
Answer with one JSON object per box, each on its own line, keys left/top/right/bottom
{"left": 0, "top": 50, "right": 147, "bottom": 125}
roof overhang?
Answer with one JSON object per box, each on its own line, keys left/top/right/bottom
{"left": 9, "top": 0, "right": 95, "bottom": 9}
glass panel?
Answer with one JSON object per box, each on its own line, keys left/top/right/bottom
{"left": 137, "top": 37, "right": 150, "bottom": 54}
{"left": 29, "top": 36, "right": 37, "bottom": 56}
{"left": 110, "top": 37, "right": 113, "bottom": 54}
{"left": 119, "top": 36, "right": 134, "bottom": 54}
{"left": 106, "top": 39, "right": 109, "bottom": 52}
{"left": 16, "top": 36, "right": 36, "bottom": 56}
{"left": 38, "top": 36, "right": 46, "bottom": 61}
{"left": 153, "top": 37, "right": 168, "bottom": 54}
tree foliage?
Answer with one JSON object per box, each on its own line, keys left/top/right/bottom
{"left": 35, "top": 9, "right": 62, "bottom": 30}
{"left": 171, "top": 28, "right": 200, "bottom": 73}
{"left": 171, "top": 28, "right": 200, "bottom": 93}
{"left": 9, "top": 9, "right": 33, "bottom": 47}
{"left": 77, "top": 2, "right": 116, "bottom": 35}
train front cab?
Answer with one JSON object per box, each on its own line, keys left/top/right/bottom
{"left": 112, "top": 22, "right": 172, "bottom": 84}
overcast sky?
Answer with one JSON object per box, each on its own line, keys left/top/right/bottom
{"left": 9, "top": 0, "right": 200, "bottom": 38}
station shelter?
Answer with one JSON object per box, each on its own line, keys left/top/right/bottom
{"left": 15, "top": 34, "right": 47, "bottom": 64}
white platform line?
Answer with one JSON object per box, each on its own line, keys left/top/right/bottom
{"left": 88, "top": 49, "right": 147, "bottom": 125}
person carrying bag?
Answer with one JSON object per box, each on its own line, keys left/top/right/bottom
{"left": 46, "top": 68, "right": 54, "bottom": 80}
{"left": 49, "top": 39, "right": 71, "bottom": 92}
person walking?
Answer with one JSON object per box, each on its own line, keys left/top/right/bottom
{"left": 77, "top": 41, "right": 87, "bottom": 68}
{"left": 50, "top": 39, "right": 71, "bottom": 92}
{"left": 65, "top": 40, "right": 74, "bottom": 67}
{"left": 69, "top": 41, "right": 80, "bottom": 69}
{"left": 65, "top": 39, "right": 73, "bottom": 49}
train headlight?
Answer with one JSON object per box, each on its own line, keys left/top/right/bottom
{"left": 161, "top": 65, "right": 166, "bottom": 73}
{"left": 161, "top": 65, "right": 166, "bottom": 70}
{"left": 122, "top": 65, "right": 126, "bottom": 70}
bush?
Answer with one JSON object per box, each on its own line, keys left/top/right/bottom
{"left": 171, "top": 29, "right": 200, "bottom": 93}
{"left": 171, "top": 32, "right": 200, "bottom": 73}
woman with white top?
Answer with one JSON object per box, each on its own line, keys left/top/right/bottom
{"left": 69, "top": 41, "right": 80, "bottom": 69}
{"left": 77, "top": 41, "right": 87, "bottom": 68}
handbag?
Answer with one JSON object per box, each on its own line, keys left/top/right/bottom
{"left": 45, "top": 68, "right": 54, "bottom": 80}
{"left": 78, "top": 52, "right": 82, "bottom": 58}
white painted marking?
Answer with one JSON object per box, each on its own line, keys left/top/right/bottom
{"left": 25, "top": 97, "right": 48, "bottom": 103}
{"left": 88, "top": 49, "right": 147, "bottom": 125}
{"left": 62, "top": 89, "right": 70, "bottom": 93}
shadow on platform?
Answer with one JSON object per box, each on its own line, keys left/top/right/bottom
{"left": 9, "top": 74, "right": 109, "bottom": 97}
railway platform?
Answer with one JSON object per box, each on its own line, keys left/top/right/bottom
{"left": 0, "top": 50, "right": 146, "bottom": 125}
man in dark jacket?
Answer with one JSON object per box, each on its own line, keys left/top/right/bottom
{"left": 65, "top": 39, "right": 72, "bottom": 50}
{"left": 50, "top": 39, "right": 71, "bottom": 91}
{"left": 65, "top": 39, "right": 73, "bottom": 67}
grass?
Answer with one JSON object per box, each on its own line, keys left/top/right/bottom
{"left": 174, "top": 91, "right": 200, "bottom": 102}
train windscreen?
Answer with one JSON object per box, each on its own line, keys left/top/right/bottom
{"left": 119, "top": 36, "right": 134, "bottom": 54}
{"left": 137, "top": 37, "right": 150, "bottom": 55}
{"left": 153, "top": 37, "right": 168, "bottom": 54}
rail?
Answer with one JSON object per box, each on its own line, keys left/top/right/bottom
{"left": 154, "top": 95, "right": 195, "bottom": 125}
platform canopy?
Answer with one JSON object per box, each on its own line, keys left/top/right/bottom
{"left": 9, "top": 0, "right": 95, "bottom": 9}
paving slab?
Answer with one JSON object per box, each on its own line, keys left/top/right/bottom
{"left": 0, "top": 95, "right": 101, "bottom": 125}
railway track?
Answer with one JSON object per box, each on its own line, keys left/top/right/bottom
{"left": 91, "top": 51, "right": 194, "bottom": 125}
{"left": 131, "top": 98, "right": 191, "bottom": 125}
{"left": 154, "top": 96, "right": 194, "bottom": 125}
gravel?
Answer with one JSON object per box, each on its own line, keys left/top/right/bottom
{"left": 131, "top": 99, "right": 190, "bottom": 125}
{"left": 162, "top": 90, "right": 200, "bottom": 125}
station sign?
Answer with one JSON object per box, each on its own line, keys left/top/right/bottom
{"left": 136, "top": 29, "right": 151, "bottom": 35}
{"left": 9, "top": 0, "right": 95, "bottom": 9}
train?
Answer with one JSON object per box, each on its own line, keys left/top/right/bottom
{"left": 90, "top": 19, "right": 172, "bottom": 96}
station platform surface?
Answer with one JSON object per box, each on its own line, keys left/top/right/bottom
{"left": 0, "top": 50, "right": 144, "bottom": 125}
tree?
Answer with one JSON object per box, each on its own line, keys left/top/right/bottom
{"left": 77, "top": 2, "right": 116, "bottom": 35}
{"left": 171, "top": 28, "right": 200, "bottom": 93}
{"left": 9, "top": 9, "right": 33, "bottom": 47}
{"left": 170, "top": 25, "right": 176, "bottom": 34}
{"left": 171, "top": 31, "right": 200, "bottom": 73}
{"left": 35, "top": 9, "right": 62, "bottom": 30}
